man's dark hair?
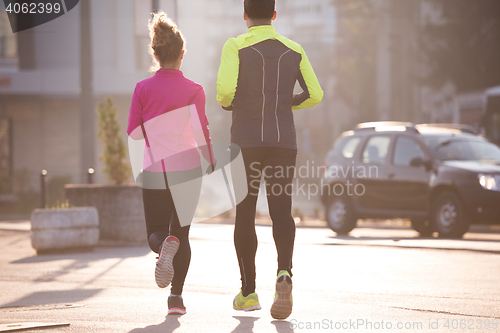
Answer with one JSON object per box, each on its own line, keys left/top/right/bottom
{"left": 244, "top": 0, "right": 275, "bottom": 20}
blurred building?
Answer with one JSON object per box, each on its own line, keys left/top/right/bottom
{"left": 200, "top": 0, "right": 338, "bottom": 165}
{"left": 454, "top": 85, "right": 500, "bottom": 146}
{"left": 0, "top": 0, "right": 340, "bottom": 198}
{"left": 332, "top": 0, "right": 489, "bottom": 142}
{"left": 334, "top": 0, "right": 424, "bottom": 128}
{"left": 0, "top": 0, "right": 179, "bottom": 194}
{"left": 274, "top": 0, "right": 337, "bottom": 163}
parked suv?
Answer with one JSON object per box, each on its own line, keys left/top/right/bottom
{"left": 321, "top": 122, "right": 500, "bottom": 238}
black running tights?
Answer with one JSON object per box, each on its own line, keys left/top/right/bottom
{"left": 234, "top": 147, "right": 297, "bottom": 296}
{"left": 143, "top": 183, "right": 191, "bottom": 296}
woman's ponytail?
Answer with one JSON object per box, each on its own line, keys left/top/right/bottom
{"left": 148, "top": 11, "right": 185, "bottom": 72}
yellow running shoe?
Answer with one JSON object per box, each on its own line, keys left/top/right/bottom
{"left": 270, "top": 270, "right": 293, "bottom": 319}
{"left": 233, "top": 290, "right": 262, "bottom": 311}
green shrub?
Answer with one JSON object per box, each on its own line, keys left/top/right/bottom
{"left": 96, "top": 97, "right": 132, "bottom": 185}
{"left": 48, "top": 174, "right": 72, "bottom": 206}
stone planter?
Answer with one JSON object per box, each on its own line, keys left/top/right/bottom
{"left": 64, "top": 184, "right": 146, "bottom": 245}
{"left": 31, "top": 207, "right": 99, "bottom": 254}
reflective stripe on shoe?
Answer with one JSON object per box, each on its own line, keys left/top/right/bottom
{"left": 155, "top": 235, "right": 180, "bottom": 288}
{"left": 168, "top": 307, "right": 187, "bottom": 315}
{"left": 270, "top": 270, "right": 293, "bottom": 320}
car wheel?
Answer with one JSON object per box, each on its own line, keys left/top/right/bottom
{"left": 410, "top": 218, "right": 434, "bottom": 236}
{"left": 431, "top": 191, "right": 470, "bottom": 238}
{"left": 325, "top": 194, "right": 357, "bottom": 235}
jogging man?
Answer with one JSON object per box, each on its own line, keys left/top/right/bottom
{"left": 217, "top": 0, "right": 323, "bottom": 320}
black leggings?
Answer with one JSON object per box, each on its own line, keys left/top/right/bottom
{"left": 142, "top": 168, "right": 201, "bottom": 295}
{"left": 234, "top": 147, "right": 297, "bottom": 296}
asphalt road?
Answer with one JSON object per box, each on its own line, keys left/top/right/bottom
{"left": 1, "top": 220, "right": 499, "bottom": 333}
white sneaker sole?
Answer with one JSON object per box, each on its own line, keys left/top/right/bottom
{"left": 155, "top": 236, "right": 179, "bottom": 288}
{"left": 270, "top": 275, "right": 293, "bottom": 320}
{"left": 233, "top": 304, "right": 262, "bottom": 312}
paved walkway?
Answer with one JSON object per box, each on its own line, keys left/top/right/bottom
{"left": 1, "top": 220, "right": 499, "bottom": 332}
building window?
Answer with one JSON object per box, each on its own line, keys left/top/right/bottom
{"left": 135, "top": 0, "right": 153, "bottom": 71}
{"left": 0, "top": 9, "right": 18, "bottom": 68}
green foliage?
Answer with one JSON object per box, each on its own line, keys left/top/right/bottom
{"left": 0, "top": 169, "right": 9, "bottom": 194}
{"left": 333, "top": 0, "right": 377, "bottom": 123}
{"left": 47, "top": 199, "right": 74, "bottom": 210}
{"left": 419, "top": 0, "right": 500, "bottom": 91}
{"left": 48, "top": 174, "right": 72, "bottom": 207}
{"left": 96, "top": 97, "right": 132, "bottom": 185}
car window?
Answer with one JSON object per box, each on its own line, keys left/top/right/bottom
{"left": 362, "top": 136, "right": 391, "bottom": 164}
{"left": 341, "top": 137, "right": 361, "bottom": 158}
{"left": 393, "top": 137, "right": 425, "bottom": 166}
{"left": 421, "top": 134, "right": 500, "bottom": 162}
{"left": 435, "top": 140, "right": 500, "bottom": 162}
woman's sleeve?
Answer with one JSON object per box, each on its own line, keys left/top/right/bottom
{"left": 191, "top": 87, "right": 215, "bottom": 165}
{"left": 127, "top": 84, "right": 144, "bottom": 140}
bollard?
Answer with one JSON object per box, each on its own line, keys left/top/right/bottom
{"left": 40, "top": 170, "right": 47, "bottom": 208}
{"left": 87, "top": 168, "right": 94, "bottom": 184}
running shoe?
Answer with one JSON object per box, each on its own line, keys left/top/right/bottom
{"left": 270, "top": 270, "right": 293, "bottom": 320}
{"left": 233, "top": 290, "right": 262, "bottom": 311}
{"left": 155, "top": 235, "right": 180, "bottom": 288}
{"left": 168, "top": 295, "right": 186, "bottom": 315}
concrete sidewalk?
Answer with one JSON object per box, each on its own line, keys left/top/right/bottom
{"left": 1, "top": 220, "right": 499, "bottom": 332}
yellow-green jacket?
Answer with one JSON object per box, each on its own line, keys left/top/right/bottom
{"left": 217, "top": 25, "right": 323, "bottom": 150}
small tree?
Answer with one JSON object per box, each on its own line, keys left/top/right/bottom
{"left": 96, "top": 97, "right": 132, "bottom": 185}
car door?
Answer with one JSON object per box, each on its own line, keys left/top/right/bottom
{"left": 385, "top": 135, "right": 431, "bottom": 212}
{"left": 354, "top": 134, "right": 394, "bottom": 211}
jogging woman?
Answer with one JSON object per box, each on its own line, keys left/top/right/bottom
{"left": 127, "top": 11, "right": 215, "bottom": 315}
